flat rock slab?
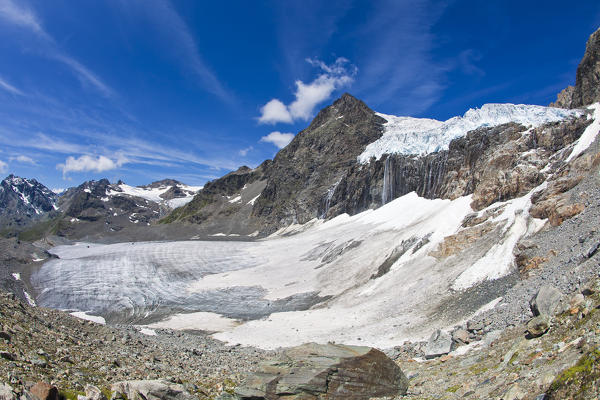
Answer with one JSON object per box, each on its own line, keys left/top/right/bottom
{"left": 425, "top": 329, "right": 452, "bottom": 359}
{"left": 111, "top": 380, "right": 194, "bottom": 400}
{"left": 234, "top": 342, "right": 408, "bottom": 400}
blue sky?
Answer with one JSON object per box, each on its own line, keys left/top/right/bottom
{"left": 0, "top": 0, "right": 599, "bottom": 190}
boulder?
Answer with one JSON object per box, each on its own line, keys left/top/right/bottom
{"left": 82, "top": 385, "right": 106, "bottom": 400}
{"left": 234, "top": 342, "right": 408, "bottom": 400}
{"left": 0, "top": 384, "right": 17, "bottom": 400}
{"left": 527, "top": 315, "right": 550, "bottom": 338}
{"left": 110, "top": 380, "right": 194, "bottom": 400}
{"left": 424, "top": 329, "right": 453, "bottom": 359}
{"left": 452, "top": 329, "right": 470, "bottom": 345}
{"left": 29, "top": 383, "right": 58, "bottom": 400}
{"left": 530, "top": 285, "right": 565, "bottom": 317}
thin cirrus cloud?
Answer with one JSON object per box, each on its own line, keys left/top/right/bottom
{"left": 0, "top": 76, "right": 24, "bottom": 95}
{"left": 258, "top": 57, "right": 357, "bottom": 124}
{"left": 260, "top": 131, "right": 295, "bottom": 149}
{"left": 132, "top": 0, "right": 233, "bottom": 103}
{"left": 0, "top": 0, "right": 113, "bottom": 97}
{"left": 0, "top": 159, "right": 7, "bottom": 173}
{"left": 9, "top": 155, "right": 36, "bottom": 165}
{"left": 355, "top": 0, "right": 449, "bottom": 115}
{"left": 57, "top": 154, "right": 129, "bottom": 178}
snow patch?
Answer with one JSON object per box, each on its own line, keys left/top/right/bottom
{"left": 23, "top": 290, "right": 36, "bottom": 307}
{"left": 248, "top": 194, "right": 261, "bottom": 205}
{"left": 228, "top": 195, "right": 242, "bottom": 203}
{"left": 70, "top": 311, "right": 106, "bottom": 325}
{"left": 359, "top": 103, "right": 581, "bottom": 162}
{"left": 11, "top": 273, "right": 20, "bottom": 281}
{"left": 566, "top": 103, "right": 600, "bottom": 162}
{"left": 137, "top": 327, "right": 157, "bottom": 336}
{"left": 148, "top": 312, "right": 240, "bottom": 332}
{"left": 452, "top": 184, "right": 546, "bottom": 290}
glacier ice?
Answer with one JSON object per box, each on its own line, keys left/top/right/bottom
{"left": 358, "top": 103, "right": 582, "bottom": 163}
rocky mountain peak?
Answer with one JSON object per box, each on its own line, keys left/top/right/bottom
{"left": 307, "top": 92, "right": 378, "bottom": 130}
{"left": 141, "top": 179, "right": 182, "bottom": 189}
{"left": 552, "top": 27, "right": 600, "bottom": 108}
{"left": 0, "top": 175, "right": 58, "bottom": 229}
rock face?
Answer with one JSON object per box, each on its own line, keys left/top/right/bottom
{"left": 252, "top": 94, "right": 385, "bottom": 228}
{"left": 0, "top": 175, "right": 58, "bottom": 230}
{"left": 552, "top": 27, "right": 600, "bottom": 108}
{"left": 330, "top": 115, "right": 589, "bottom": 215}
{"left": 234, "top": 343, "right": 408, "bottom": 399}
{"left": 168, "top": 94, "right": 385, "bottom": 234}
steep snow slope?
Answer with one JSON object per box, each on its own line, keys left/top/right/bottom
{"left": 358, "top": 104, "right": 581, "bottom": 162}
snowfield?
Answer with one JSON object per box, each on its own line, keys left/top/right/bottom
{"left": 32, "top": 187, "right": 544, "bottom": 349}
{"left": 358, "top": 103, "right": 582, "bottom": 162}
{"left": 107, "top": 182, "right": 202, "bottom": 209}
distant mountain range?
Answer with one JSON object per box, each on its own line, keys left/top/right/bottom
{"left": 0, "top": 176, "right": 200, "bottom": 238}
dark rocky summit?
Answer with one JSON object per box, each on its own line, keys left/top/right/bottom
{"left": 165, "top": 94, "right": 385, "bottom": 234}
{"left": 552, "top": 27, "right": 600, "bottom": 108}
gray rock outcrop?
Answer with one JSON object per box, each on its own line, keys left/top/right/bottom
{"left": 233, "top": 342, "right": 408, "bottom": 399}
{"left": 424, "top": 329, "right": 453, "bottom": 359}
{"left": 110, "top": 380, "right": 195, "bottom": 400}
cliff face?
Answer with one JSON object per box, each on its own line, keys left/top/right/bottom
{"left": 552, "top": 27, "right": 600, "bottom": 108}
{"left": 329, "top": 116, "right": 591, "bottom": 217}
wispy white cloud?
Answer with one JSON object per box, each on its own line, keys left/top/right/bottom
{"left": 0, "top": 76, "right": 24, "bottom": 95}
{"left": 57, "top": 154, "right": 129, "bottom": 178}
{"left": 258, "top": 58, "right": 356, "bottom": 124}
{"left": 0, "top": 159, "right": 7, "bottom": 173}
{"left": 354, "top": 0, "right": 449, "bottom": 115}
{"left": 135, "top": 0, "right": 233, "bottom": 103}
{"left": 238, "top": 146, "right": 253, "bottom": 157}
{"left": 273, "top": 1, "right": 353, "bottom": 81}
{"left": 260, "top": 131, "right": 295, "bottom": 149}
{"left": 9, "top": 155, "right": 36, "bottom": 164}
{"left": 52, "top": 54, "right": 113, "bottom": 97}
{"left": 0, "top": 0, "right": 44, "bottom": 34}
{"left": 0, "top": 0, "right": 113, "bottom": 97}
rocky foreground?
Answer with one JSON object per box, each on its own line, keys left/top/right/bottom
{"left": 1, "top": 278, "right": 600, "bottom": 399}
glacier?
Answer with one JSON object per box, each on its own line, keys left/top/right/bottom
{"left": 31, "top": 187, "right": 544, "bottom": 349}
{"left": 358, "top": 103, "right": 582, "bottom": 162}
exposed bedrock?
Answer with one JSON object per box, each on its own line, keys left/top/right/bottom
{"left": 327, "top": 115, "right": 590, "bottom": 217}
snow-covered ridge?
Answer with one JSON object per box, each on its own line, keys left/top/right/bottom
{"left": 358, "top": 103, "right": 582, "bottom": 163}
{"left": 108, "top": 182, "right": 202, "bottom": 209}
